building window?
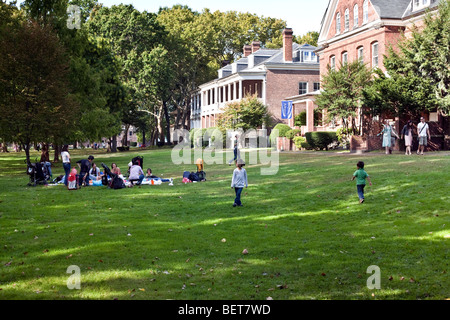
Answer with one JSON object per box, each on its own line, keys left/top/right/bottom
{"left": 354, "top": 4, "right": 359, "bottom": 28}
{"left": 363, "top": 0, "right": 369, "bottom": 24}
{"left": 311, "top": 51, "right": 317, "bottom": 62}
{"left": 330, "top": 55, "right": 336, "bottom": 70}
{"left": 304, "top": 51, "right": 310, "bottom": 61}
{"left": 372, "top": 42, "right": 379, "bottom": 68}
{"left": 344, "top": 9, "right": 349, "bottom": 32}
{"left": 357, "top": 46, "right": 364, "bottom": 63}
{"left": 299, "top": 82, "right": 308, "bottom": 95}
{"left": 336, "top": 12, "right": 341, "bottom": 34}
{"left": 342, "top": 51, "right": 348, "bottom": 65}
{"left": 314, "top": 82, "right": 320, "bottom": 91}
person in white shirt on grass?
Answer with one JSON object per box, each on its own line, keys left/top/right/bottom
{"left": 231, "top": 159, "right": 248, "bottom": 207}
{"left": 417, "top": 117, "right": 430, "bottom": 155}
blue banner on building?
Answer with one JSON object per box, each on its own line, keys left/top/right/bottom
{"left": 281, "top": 101, "right": 293, "bottom": 120}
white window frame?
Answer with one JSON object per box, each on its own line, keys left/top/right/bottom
{"left": 336, "top": 12, "right": 341, "bottom": 34}
{"left": 344, "top": 9, "right": 350, "bottom": 32}
{"left": 372, "top": 42, "right": 379, "bottom": 68}
{"left": 342, "top": 51, "right": 348, "bottom": 65}
{"left": 363, "top": 0, "right": 369, "bottom": 24}
{"left": 357, "top": 46, "right": 364, "bottom": 63}
{"left": 299, "top": 82, "right": 308, "bottom": 95}
{"left": 354, "top": 4, "right": 359, "bottom": 28}
{"left": 330, "top": 55, "right": 336, "bottom": 71}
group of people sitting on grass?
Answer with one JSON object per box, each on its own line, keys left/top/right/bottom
{"left": 58, "top": 153, "right": 172, "bottom": 188}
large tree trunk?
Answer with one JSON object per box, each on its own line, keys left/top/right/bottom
{"left": 2, "top": 142, "right": 8, "bottom": 152}
{"left": 53, "top": 144, "right": 60, "bottom": 163}
{"left": 112, "top": 135, "right": 117, "bottom": 152}
{"left": 24, "top": 144, "right": 31, "bottom": 164}
{"left": 122, "top": 124, "right": 130, "bottom": 147}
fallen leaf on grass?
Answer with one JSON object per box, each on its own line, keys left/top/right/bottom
{"left": 66, "top": 254, "right": 72, "bottom": 259}
{"left": 138, "top": 288, "right": 145, "bottom": 292}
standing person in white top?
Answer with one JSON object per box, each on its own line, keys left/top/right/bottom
{"left": 417, "top": 117, "right": 430, "bottom": 155}
{"left": 61, "top": 145, "right": 71, "bottom": 186}
{"left": 231, "top": 159, "right": 248, "bottom": 207}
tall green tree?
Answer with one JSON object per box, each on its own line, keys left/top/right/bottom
{"left": 316, "top": 60, "right": 373, "bottom": 134}
{"left": 294, "top": 31, "right": 319, "bottom": 47}
{"left": 87, "top": 4, "right": 168, "bottom": 145}
{"left": 216, "top": 94, "right": 270, "bottom": 131}
{"left": 382, "top": 0, "right": 450, "bottom": 114}
{"left": 0, "top": 21, "right": 78, "bottom": 163}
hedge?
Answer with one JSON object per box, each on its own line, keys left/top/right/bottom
{"left": 305, "top": 131, "right": 338, "bottom": 150}
{"left": 269, "top": 123, "right": 292, "bottom": 146}
{"left": 285, "top": 129, "right": 302, "bottom": 140}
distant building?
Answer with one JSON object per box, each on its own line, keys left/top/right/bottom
{"left": 315, "top": 0, "right": 448, "bottom": 151}
{"left": 191, "top": 28, "right": 321, "bottom": 130}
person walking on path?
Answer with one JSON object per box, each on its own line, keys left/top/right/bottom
{"left": 231, "top": 159, "right": 248, "bottom": 207}
{"left": 417, "top": 117, "right": 430, "bottom": 155}
{"left": 377, "top": 119, "right": 393, "bottom": 155}
{"left": 351, "top": 161, "right": 372, "bottom": 204}
{"left": 229, "top": 135, "right": 241, "bottom": 165}
{"left": 401, "top": 120, "right": 414, "bottom": 155}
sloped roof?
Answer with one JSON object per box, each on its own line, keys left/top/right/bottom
{"left": 370, "top": 0, "right": 412, "bottom": 19}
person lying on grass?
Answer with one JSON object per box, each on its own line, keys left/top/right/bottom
{"left": 145, "top": 168, "right": 171, "bottom": 183}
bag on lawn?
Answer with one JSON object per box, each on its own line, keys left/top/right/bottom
{"left": 111, "top": 175, "right": 126, "bottom": 189}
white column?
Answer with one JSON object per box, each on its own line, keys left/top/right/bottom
{"left": 228, "top": 83, "right": 231, "bottom": 101}
{"left": 239, "top": 80, "right": 243, "bottom": 100}
{"left": 234, "top": 82, "right": 237, "bottom": 100}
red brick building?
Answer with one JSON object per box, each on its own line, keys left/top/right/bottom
{"left": 315, "top": 0, "right": 448, "bottom": 151}
{"left": 191, "top": 28, "right": 320, "bottom": 129}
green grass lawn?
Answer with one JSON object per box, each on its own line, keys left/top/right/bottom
{"left": 0, "top": 147, "right": 448, "bottom": 300}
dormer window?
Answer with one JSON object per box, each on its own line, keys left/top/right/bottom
{"left": 413, "top": 0, "right": 431, "bottom": 11}
{"left": 302, "top": 50, "right": 317, "bottom": 63}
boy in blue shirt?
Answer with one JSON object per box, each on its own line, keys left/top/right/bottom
{"left": 352, "top": 161, "right": 372, "bottom": 203}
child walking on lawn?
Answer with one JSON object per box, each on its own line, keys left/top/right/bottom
{"left": 231, "top": 159, "right": 248, "bottom": 207}
{"left": 352, "top": 161, "right": 372, "bottom": 203}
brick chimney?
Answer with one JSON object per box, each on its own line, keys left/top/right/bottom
{"left": 251, "top": 41, "right": 261, "bottom": 53}
{"left": 243, "top": 45, "right": 252, "bottom": 57}
{"left": 283, "top": 28, "right": 293, "bottom": 62}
